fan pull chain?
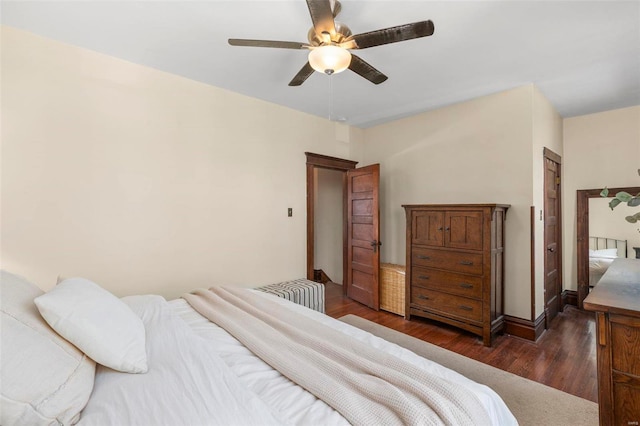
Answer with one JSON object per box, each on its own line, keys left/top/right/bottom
{"left": 329, "top": 74, "right": 332, "bottom": 121}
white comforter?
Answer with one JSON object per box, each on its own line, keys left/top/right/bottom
{"left": 78, "top": 295, "right": 285, "bottom": 426}
{"left": 79, "top": 292, "right": 517, "bottom": 425}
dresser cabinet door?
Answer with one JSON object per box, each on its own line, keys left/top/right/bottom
{"left": 445, "top": 211, "right": 483, "bottom": 251}
{"left": 412, "top": 211, "right": 444, "bottom": 246}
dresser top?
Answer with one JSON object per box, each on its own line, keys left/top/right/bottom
{"left": 584, "top": 258, "right": 640, "bottom": 317}
{"left": 402, "top": 203, "right": 510, "bottom": 209}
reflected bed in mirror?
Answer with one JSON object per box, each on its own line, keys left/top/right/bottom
{"left": 588, "top": 236, "right": 627, "bottom": 286}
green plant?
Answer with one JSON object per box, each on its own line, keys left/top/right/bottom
{"left": 600, "top": 187, "right": 640, "bottom": 223}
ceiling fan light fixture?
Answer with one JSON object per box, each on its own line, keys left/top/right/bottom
{"left": 308, "top": 45, "right": 351, "bottom": 75}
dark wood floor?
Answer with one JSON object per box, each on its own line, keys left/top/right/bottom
{"left": 325, "top": 282, "right": 598, "bottom": 402}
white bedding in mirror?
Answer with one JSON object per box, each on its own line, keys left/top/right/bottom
{"left": 589, "top": 248, "right": 619, "bottom": 286}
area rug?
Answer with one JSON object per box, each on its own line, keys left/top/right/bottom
{"left": 339, "top": 314, "right": 598, "bottom": 426}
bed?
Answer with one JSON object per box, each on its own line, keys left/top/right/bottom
{"left": 589, "top": 236, "right": 627, "bottom": 286}
{"left": 1, "top": 270, "right": 517, "bottom": 425}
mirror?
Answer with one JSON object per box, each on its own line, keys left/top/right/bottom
{"left": 576, "top": 186, "right": 640, "bottom": 308}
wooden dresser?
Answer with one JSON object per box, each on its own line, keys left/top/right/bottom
{"left": 584, "top": 258, "right": 640, "bottom": 426}
{"left": 403, "top": 204, "right": 509, "bottom": 346}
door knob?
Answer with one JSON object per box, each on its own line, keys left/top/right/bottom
{"left": 547, "top": 247, "right": 555, "bottom": 252}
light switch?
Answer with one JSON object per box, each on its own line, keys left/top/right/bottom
{"left": 288, "top": 208, "right": 293, "bottom": 217}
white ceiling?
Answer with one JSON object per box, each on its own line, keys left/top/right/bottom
{"left": 3, "top": 1, "right": 639, "bottom": 128}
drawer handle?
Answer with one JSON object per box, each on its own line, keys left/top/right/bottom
{"left": 459, "top": 260, "right": 474, "bottom": 266}
{"left": 417, "top": 295, "right": 429, "bottom": 300}
{"left": 418, "top": 275, "right": 430, "bottom": 280}
{"left": 417, "top": 255, "right": 431, "bottom": 260}
{"left": 459, "top": 305, "right": 473, "bottom": 311}
{"left": 459, "top": 283, "right": 473, "bottom": 289}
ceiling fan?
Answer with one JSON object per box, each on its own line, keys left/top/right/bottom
{"left": 228, "top": 0, "right": 435, "bottom": 86}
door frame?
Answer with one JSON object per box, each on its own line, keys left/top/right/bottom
{"left": 576, "top": 186, "right": 640, "bottom": 309}
{"left": 305, "top": 152, "right": 358, "bottom": 292}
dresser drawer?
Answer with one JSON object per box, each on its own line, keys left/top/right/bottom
{"left": 611, "top": 317, "right": 640, "bottom": 376}
{"left": 411, "top": 287, "right": 483, "bottom": 322}
{"left": 411, "top": 266, "right": 482, "bottom": 299}
{"left": 412, "top": 247, "right": 483, "bottom": 275}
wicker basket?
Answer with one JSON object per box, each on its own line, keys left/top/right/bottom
{"left": 380, "top": 263, "right": 406, "bottom": 316}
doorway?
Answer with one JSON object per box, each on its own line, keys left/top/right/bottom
{"left": 314, "top": 168, "right": 344, "bottom": 284}
{"left": 305, "top": 152, "right": 381, "bottom": 309}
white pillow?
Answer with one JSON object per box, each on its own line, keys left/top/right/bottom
{"left": 34, "top": 277, "right": 148, "bottom": 374}
{"left": 0, "top": 270, "right": 95, "bottom": 426}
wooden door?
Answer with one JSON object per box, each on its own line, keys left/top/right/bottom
{"left": 445, "top": 211, "right": 483, "bottom": 251}
{"left": 544, "top": 151, "right": 562, "bottom": 325}
{"left": 346, "top": 164, "right": 380, "bottom": 309}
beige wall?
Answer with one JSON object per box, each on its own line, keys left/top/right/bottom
{"left": 1, "top": 27, "right": 364, "bottom": 298}
{"left": 562, "top": 106, "right": 640, "bottom": 290}
{"left": 314, "top": 168, "right": 344, "bottom": 284}
{"left": 362, "top": 86, "right": 536, "bottom": 319}
{"left": 6, "top": 26, "right": 637, "bottom": 321}
{"left": 589, "top": 197, "right": 640, "bottom": 257}
{"left": 531, "top": 86, "right": 563, "bottom": 317}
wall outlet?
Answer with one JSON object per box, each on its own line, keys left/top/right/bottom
{"left": 288, "top": 208, "right": 293, "bottom": 217}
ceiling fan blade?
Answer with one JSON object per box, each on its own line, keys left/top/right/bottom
{"left": 345, "top": 20, "right": 435, "bottom": 50}
{"left": 228, "top": 39, "right": 310, "bottom": 50}
{"left": 348, "top": 54, "right": 388, "bottom": 85}
{"left": 288, "top": 62, "right": 315, "bottom": 86}
{"left": 306, "top": 0, "right": 337, "bottom": 38}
